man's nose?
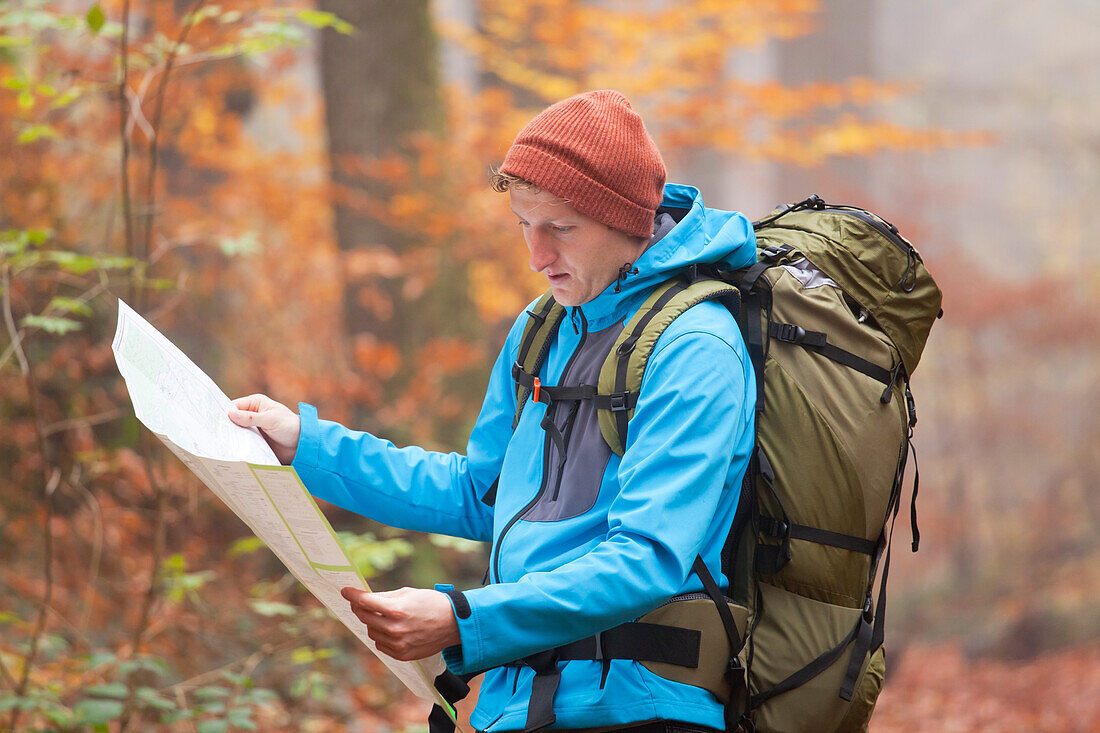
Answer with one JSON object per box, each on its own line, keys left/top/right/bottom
{"left": 528, "top": 230, "right": 556, "bottom": 273}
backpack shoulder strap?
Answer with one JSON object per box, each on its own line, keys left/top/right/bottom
{"left": 597, "top": 277, "right": 740, "bottom": 455}
{"left": 512, "top": 290, "right": 566, "bottom": 429}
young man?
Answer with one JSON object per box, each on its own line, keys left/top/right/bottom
{"left": 230, "top": 90, "right": 757, "bottom": 733}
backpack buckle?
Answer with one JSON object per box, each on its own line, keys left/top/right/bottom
{"left": 773, "top": 323, "right": 806, "bottom": 344}
{"left": 608, "top": 392, "right": 629, "bottom": 412}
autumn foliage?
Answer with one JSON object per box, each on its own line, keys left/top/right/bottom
{"left": 0, "top": 0, "right": 1081, "bottom": 731}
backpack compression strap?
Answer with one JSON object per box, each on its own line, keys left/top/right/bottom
{"left": 597, "top": 276, "right": 741, "bottom": 455}
{"left": 512, "top": 291, "right": 566, "bottom": 429}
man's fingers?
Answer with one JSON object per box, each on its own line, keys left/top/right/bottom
{"left": 228, "top": 394, "right": 276, "bottom": 428}
{"left": 342, "top": 587, "right": 393, "bottom": 615}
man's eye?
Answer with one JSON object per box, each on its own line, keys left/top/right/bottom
{"left": 551, "top": 225, "right": 573, "bottom": 233}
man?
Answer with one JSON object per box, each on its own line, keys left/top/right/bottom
{"left": 229, "top": 90, "right": 757, "bottom": 733}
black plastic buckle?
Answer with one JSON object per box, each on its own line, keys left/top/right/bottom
{"left": 773, "top": 323, "right": 805, "bottom": 344}
{"left": 726, "top": 656, "right": 745, "bottom": 679}
{"left": 760, "top": 517, "right": 789, "bottom": 538}
{"left": 760, "top": 245, "right": 788, "bottom": 260}
{"left": 608, "top": 393, "right": 629, "bottom": 412}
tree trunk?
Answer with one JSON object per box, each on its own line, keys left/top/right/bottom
{"left": 317, "top": 0, "right": 444, "bottom": 423}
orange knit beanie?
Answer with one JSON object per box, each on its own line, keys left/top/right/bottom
{"left": 501, "top": 90, "right": 667, "bottom": 238}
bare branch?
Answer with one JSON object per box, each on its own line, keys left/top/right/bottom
{"left": 42, "top": 408, "right": 125, "bottom": 437}
{"left": 141, "top": 0, "right": 208, "bottom": 271}
{"left": 0, "top": 265, "right": 28, "bottom": 375}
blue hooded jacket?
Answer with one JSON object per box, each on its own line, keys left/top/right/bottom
{"left": 292, "top": 183, "right": 757, "bottom": 731}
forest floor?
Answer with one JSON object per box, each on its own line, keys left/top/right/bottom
{"left": 873, "top": 642, "right": 1100, "bottom": 732}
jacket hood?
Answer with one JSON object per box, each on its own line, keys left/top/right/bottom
{"left": 575, "top": 183, "right": 757, "bottom": 328}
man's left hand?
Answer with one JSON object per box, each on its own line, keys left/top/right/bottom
{"left": 341, "top": 586, "right": 461, "bottom": 661}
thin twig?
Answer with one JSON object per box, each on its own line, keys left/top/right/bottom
{"left": 119, "top": 0, "right": 135, "bottom": 270}
{"left": 42, "top": 408, "right": 125, "bottom": 437}
{"left": 1, "top": 265, "right": 29, "bottom": 375}
{"left": 117, "top": 436, "right": 169, "bottom": 733}
{"left": 67, "top": 467, "right": 105, "bottom": 631}
{"left": 7, "top": 342, "right": 59, "bottom": 732}
{"left": 141, "top": 0, "right": 207, "bottom": 273}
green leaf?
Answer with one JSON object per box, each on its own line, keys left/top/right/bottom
{"left": 74, "top": 698, "right": 124, "bottom": 725}
{"left": 20, "top": 314, "right": 82, "bottom": 335}
{"left": 294, "top": 9, "right": 355, "bottom": 34}
{"left": 160, "top": 708, "right": 195, "bottom": 723}
{"left": 136, "top": 686, "right": 177, "bottom": 711}
{"left": 82, "top": 651, "right": 117, "bottom": 669}
{"left": 194, "top": 686, "right": 231, "bottom": 701}
{"left": 117, "top": 655, "right": 170, "bottom": 677}
{"left": 2, "top": 76, "right": 27, "bottom": 91}
{"left": 0, "top": 36, "right": 33, "bottom": 48}
{"left": 17, "top": 88, "right": 34, "bottom": 110}
{"left": 96, "top": 255, "right": 137, "bottom": 270}
{"left": 250, "top": 600, "right": 296, "bottom": 617}
{"left": 227, "top": 536, "right": 264, "bottom": 559}
{"left": 50, "top": 86, "right": 83, "bottom": 109}
{"left": 43, "top": 250, "right": 97, "bottom": 274}
{"left": 86, "top": 4, "right": 105, "bottom": 34}
{"left": 16, "top": 123, "right": 57, "bottom": 144}
{"left": 197, "top": 720, "right": 229, "bottom": 733}
{"left": 48, "top": 296, "right": 92, "bottom": 317}
{"left": 86, "top": 682, "right": 128, "bottom": 699}
{"left": 228, "top": 708, "right": 257, "bottom": 730}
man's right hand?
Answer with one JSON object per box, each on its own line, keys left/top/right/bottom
{"left": 228, "top": 394, "right": 301, "bottom": 465}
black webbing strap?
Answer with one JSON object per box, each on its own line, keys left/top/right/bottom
{"left": 553, "top": 622, "right": 701, "bottom": 666}
{"left": 757, "top": 518, "right": 877, "bottom": 556}
{"left": 736, "top": 264, "right": 771, "bottom": 413}
{"left": 428, "top": 669, "right": 474, "bottom": 733}
{"left": 509, "top": 365, "right": 640, "bottom": 413}
{"left": 514, "top": 621, "right": 701, "bottom": 732}
{"left": 612, "top": 281, "right": 690, "bottom": 446}
{"left": 693, "top": 555, "right": 745, "bottom": 733}
{"left": 768, "top": 322, "right": 893, "bottom": 386}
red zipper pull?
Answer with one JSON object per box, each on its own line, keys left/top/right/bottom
{"left": 532, "top": 377, "right": 541, "bottom": 404}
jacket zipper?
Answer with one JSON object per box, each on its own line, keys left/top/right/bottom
{"left": 550, "top": 400, "right": 581, "bottom": 502}
{"left": 491, "top": 308, "right": 589, "bottom": 583}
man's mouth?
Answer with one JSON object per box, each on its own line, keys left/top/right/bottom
{"left": 547, "top": 273, "right": 569, "bottom": 283}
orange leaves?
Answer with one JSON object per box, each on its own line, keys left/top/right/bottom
{"left": 874, "top": 643, "right": 1100, "bottom": 732}
{"left": 354, "top": 335, "right": 401, "bottom": 381}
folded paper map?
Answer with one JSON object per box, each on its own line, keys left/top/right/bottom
{"left": 111, "top": 299, "right": 460, "bottom": 727}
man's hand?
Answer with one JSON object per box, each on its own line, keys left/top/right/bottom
{"left": 341, "top": 586, "right": 461, "bottom": 662}
{"left": 227, "top": 394, "right": 301, "bottom": 465}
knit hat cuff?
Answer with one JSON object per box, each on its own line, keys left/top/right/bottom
{"left": 503, "top": 143, "right": 657, "bottom": 238}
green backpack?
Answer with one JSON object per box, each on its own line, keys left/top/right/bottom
{"left": 500, "top": 194, "right": 942, "bottom": 733}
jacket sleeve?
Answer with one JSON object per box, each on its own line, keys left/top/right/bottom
{"left": 290, "top": 316, "right": 526, "bottom": 542}
{"left": 443, "top": 305, "right": 756, "bottom": 672}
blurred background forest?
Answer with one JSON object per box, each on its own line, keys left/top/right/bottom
{"left": 1, "top": 0, "right": 1097, "bottom": 730}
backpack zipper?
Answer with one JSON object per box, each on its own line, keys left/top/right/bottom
{"left": 820, "top": 206, "right": 913, "bottom": 257}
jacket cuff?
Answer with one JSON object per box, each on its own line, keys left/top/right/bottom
{"left": 435, "top": 583, "right": 483, "bottom": 674}
{"left": 291, "top": 402, "right": 321, "bottom": 469}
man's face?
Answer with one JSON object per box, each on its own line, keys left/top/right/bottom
{"left": 510, "top": 187, "right": 648, "bottom": 307}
